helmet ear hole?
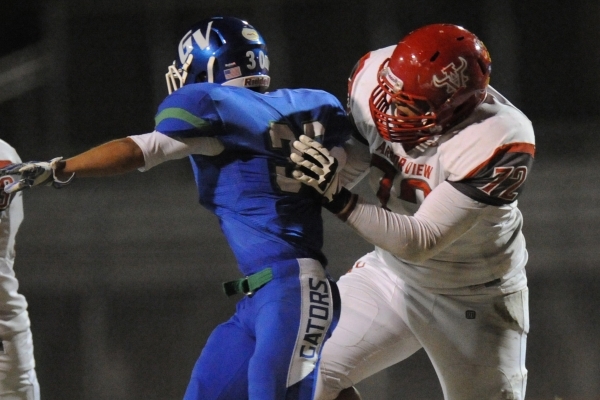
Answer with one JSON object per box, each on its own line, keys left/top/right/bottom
{"left": 196, "top": 72, "right": 208, "bottom": 83}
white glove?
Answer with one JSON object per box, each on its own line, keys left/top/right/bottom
{"left": 291, "top": 135, "right": 358, "bottom": 218}
{"left": 291, "top": 135, "right": 341, "bottom": 202}
{"left": 0, "top": 157, "right": 75, "bottom": 193}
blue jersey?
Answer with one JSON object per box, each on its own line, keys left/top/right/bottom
{"left": 154, "top": 83, "right": 351, "bottom": 275}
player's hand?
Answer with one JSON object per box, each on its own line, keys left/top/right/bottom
{"left": 291, "top": 135, "right": 341, "bottom": 202}
{"left": 291, "top": 135, "right": 357, "bottom": 218}
{"left": 0, "top": 157, "right": 75, "bottom": 193}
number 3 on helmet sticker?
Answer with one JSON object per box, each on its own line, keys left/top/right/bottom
{"left": 246, "top": 51, "right": 269, "bottom": 70}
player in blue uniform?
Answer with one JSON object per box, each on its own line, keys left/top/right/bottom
{"left": 0, "top": 16, "right": 351, "bottom": 399}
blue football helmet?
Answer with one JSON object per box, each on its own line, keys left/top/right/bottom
{"left": 166, "top": 16, "right": 270, "bottom": 94}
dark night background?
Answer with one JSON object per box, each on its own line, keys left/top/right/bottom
{"left": 0, "top": 1, "right": 599, "bottom": 399}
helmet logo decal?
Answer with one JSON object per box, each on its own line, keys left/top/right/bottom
{"left": 432, "top": 57, "right": 469, "bottom": 93}
{"left": 382, "top": 67, "right": 404, "bottom": 92}
{"left": 241, "top": 28, "right": 260, "bottom": 41}
{"left": 178, "top": 21, "right": 214, "bottom": 63}
{"left": 243, "top": 76, "right": 270, "bottom": 87}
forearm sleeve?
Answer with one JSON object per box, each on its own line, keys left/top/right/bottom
{"left": 129, "top": 131, "right": 224, "bottom": 171}
{"left": 345, "top": 181, "right": 487, "bottom": 263}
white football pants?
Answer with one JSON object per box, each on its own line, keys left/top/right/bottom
{"left": 316, "top": 251, "right": 528, "bottom": 400}
{"left": 0, "top": 330, "right": 40, "bottom": 400}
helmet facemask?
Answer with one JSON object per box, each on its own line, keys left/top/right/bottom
{"left": 166, "top": 54, "right": 196, "bottom": 94}
{"left": 369, "top": 59, "right": 439, "bottom": 145}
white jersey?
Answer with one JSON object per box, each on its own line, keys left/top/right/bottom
{"left": 343, "top": 46, "right": 535, "bottom": 292}
{"left": 0, "top": 139, "right": 39, "bottom": 396}
{"left": 0, "top": 140, "right": 29, "bottom": 336}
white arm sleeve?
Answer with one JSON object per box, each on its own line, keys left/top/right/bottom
{"left": 128, "top": 131, "right": 224, "bottom": 171}
{"left": 345, "top": 181, "right": 487, "bottom": 263}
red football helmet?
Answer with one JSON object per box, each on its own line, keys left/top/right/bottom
{"left": 369, "top": 24, "right": 492, "bottom": 145}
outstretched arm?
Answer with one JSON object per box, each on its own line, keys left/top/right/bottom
{"left": 54, "top": 137, "right": 145, "bottom": 179}
{"left": 0, "top": 137, "right": 146, "bottom": 193}
{"left": 1, "top": 132, "right": 221, "bottom": 193}
{"left": 343, "top": 182, "right": 485, "bottom": 263}
{"left": 290, "top": 135, "right": 487, "bottom": 263}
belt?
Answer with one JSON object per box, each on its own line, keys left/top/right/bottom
{"left": 222, "top": 267, "right": 274, "bottom": 297}
{"left": 484, "top": 278, "right": 501, "bottom": 287}
{"left": 468, "top": 278, "right": 502, "bottom": 291}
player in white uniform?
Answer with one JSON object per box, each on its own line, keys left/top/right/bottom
{"left": 0, "top": 140, "right": 40, "bottom": 400}
{"left": 290, "top": 24, "right": 535, "bottom": 400}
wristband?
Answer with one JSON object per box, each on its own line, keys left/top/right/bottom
{"left": 323, "top": 187, "right": 359, "bottom": 221}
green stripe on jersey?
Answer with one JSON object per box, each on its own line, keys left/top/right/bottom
{"left": 154, "top": 107, "right": 210, "bottom": 129}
